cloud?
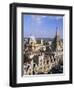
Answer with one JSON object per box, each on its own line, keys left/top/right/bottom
{"left": 49, "top": 16, "right": 63, "bottom": 20}
{"left": 32, "top": 15, "right": 63, "bottom": 24}
{"left": 56, "top": 16, "right": 63, "bottom": 20}
{"left": 31, "top": 15, "right": 46, "bottom": 24}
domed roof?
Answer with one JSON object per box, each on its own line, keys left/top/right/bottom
{"left": 30, "top": 35, "right": 36, "bottom": 41}
{"left": 29, "top": 35, "right": 36, "bottom": 44}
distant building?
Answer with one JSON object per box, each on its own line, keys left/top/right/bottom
{"left": 51, "top": 28, "right": 63, "bottom": 52}
{"left": 51, "top": 27, "right": 63, "bottom": 64}
{"left": 28, "top": 35, "right": 44, "bottom": 52}
{"left": 23, "top": 27, "right": 63, "bottom": 75}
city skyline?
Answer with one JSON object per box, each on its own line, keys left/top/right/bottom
{"left": 23, "top": 14, "right": 63, "bottom": 39}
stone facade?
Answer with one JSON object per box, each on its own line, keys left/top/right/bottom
{"left": 23, "top": 28, "right": 63, "bottom": 75}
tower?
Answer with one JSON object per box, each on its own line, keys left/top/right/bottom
{"left": 51, "top": 27, "right": 62, "bottom": 52}
{"left": 56, "top": 27, "right": 60, "bottom": 51}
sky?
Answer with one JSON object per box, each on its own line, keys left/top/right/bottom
{"left": 23, "top": 14, "right": 63, "bottom": 39}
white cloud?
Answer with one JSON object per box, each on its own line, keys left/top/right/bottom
{"left": 56, "top": 16, "right": 63, "bottom": 20}
{"left": 32, "top": 15, "right": 46, "bottom": 24}
{"left": 31, "top": 15, "right": 63, "bottom": 24}
{"left": 49, "top": 16, "right": 63, "bottom": 20}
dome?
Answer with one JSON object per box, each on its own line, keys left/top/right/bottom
{"left": 29, "top": 35, "right": 36, "bottom": 44}
{"left": 30, "top": 36, "right": 36, "bottom": 41}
